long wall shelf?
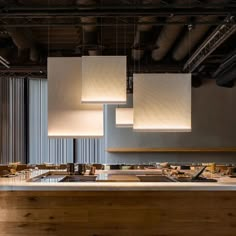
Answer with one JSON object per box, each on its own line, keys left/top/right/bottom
{"left": 106, "top": 147, "right": 236, "bottom": 153}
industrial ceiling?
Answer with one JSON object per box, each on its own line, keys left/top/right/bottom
{"left": 0, "top": 0, "right": 235, "bottom": 87}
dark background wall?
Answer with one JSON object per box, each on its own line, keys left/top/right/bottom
{"left": 104, "top": 80, "right": 236, "bottom": 164}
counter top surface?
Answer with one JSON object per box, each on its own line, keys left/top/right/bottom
{"left": 1, "top": 169, "right": 236, "bottom": 191}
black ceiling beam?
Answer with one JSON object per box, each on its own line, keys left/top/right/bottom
{"left": 0, "top": 20, "right": 235, "bottom": 27}
{"left": 0, "top": 63, "right": 183, "bottom": 78}
{"left": 0, "top": 66, "right": 47, "bottom": 78}
{"left": 2, "top": 1, "right": 236, "bottom": 12}
{"left": 0, "top": 6, "right": 235, "bottom": 17}
{"left": 2, "top": 2, "right": 236, "bottom": 10}
{"left": 213, "top": 49, "right": 236, "bottom": 78}
{"left": 215, "top": 65, "right": 236, "bottom": 86}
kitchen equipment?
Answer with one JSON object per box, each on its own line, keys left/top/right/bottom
{"left": 110, "top": 165, "right": 121, "bottom": 170}
{"left": 227, "top": 167, "right": 236, "bottom": 176}
{"left": 89, "top": 166, "right": 96, "bottom": 175}
{"left": 67, "top": 163, "right": 75, "bottom": 175}
{"left": 180, "top": 165, "right": 191, "bottom": 170}
{"left": 192, "top": 166, "right": 207, "bottom": 180}
{"left": 78, "top": 164, "right": 86, "bottom": 175}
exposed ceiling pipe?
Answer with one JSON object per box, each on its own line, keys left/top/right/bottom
{"left": 151, "top": 0, "right": 189, "bottom": 61}
{"left": 216, "top": 65, "right": 236, "bottom": 87}
{"left": 172, "top": 15, "right": 218, "bottom": 61}
{"left": 214, "top": 44, "right": 236, "bottom": 87}
{"left": 132, "top": 16, "right": 155, "bottom": 60}
{"left": 131, "top": 0, "right": 160, "bottom": 61}
{"left": 172, "top": 0, "right": 228, "bottom": 61}
{"left": 213, "top": 48, "right": 236, "bottom": 78}
{"left": 6, "top": 27, "right": 39, "bottom": 62}
{"left": 77, "top": 0, "right": 99, "bottom": 56}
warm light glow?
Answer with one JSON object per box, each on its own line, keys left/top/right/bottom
{"left": 48, "top": 110, "right": 103, "bottom": 137}
{"left": 115, "top": 108, "right": 133, "bottom": 128}
{"left": 48, "top": 57, "right": 103, "bottom": 137}
{"left": 133, "top": 73, "right": 191, "bottom": 132}
{"left": 81, "top": 56, "right": 127, "bottom": 103}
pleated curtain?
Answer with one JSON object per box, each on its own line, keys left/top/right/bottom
{"left": 0, "top": 78, "right": 26, "bottom": 164}
{"left": 75, "top": 138, "right": 105, "bottom": 164}
{"left": 0, "top": 78, "right": 105, "bottom": 164}
{"left": 28, "top": 79, "right": 73, "bottom": 164}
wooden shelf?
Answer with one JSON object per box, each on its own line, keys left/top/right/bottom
{"left": 106, "top": 147, "right": 236, "bottom": 153}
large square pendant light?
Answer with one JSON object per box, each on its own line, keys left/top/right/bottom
{"left": 115, "top": 108, "right": 134, "bottom": 128}
{"left": 81, "top": 56, "right": 127, "bottom": 104}
{"left": 48, "top": 57, "right": 103, "bottom": 137}
{"left": 133, "top": 73, "right": 191, "bottom": 132}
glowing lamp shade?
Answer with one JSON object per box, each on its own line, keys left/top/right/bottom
{"left": 115, "top": 108, "right": 134, "bottom": 128}
{"left": 133, "top": 73, "right": 191, "bottom": 132}
{"left": 48, "top": 57, "right": 103, "bottom": 137}
{"left": 81, "top": 56, "right": 127, "bottom": 103}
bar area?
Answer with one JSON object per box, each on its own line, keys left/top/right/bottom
{"left": 1, "top": 163, "right": 236, "bottom": 235}
{"left": 0, "top": 0, "right": 236, "bottom": 235}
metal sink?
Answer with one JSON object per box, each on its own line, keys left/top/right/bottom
{"left": 60, "top": 175, "right": 97, "bottom": 182}
{"left": 137, "top": 175, "right": 177, "bottom": 182}
{"left": 177, "top": 177, "right": 217, "bottom": 182}
{"left": 30, "top": 174, "right": 97, "bottom": 182}
{"left": 29, "top": 175, "right": 65, "bottom": 183}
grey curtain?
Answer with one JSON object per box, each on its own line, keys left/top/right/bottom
{"left": 75, "top": 138, "right": 105, "bottom": 164}
{"left": 28, "top": 79, "right": 73, "bottom": 164}
{"left": 0, "top": 78, "right": 105, "bottom": 164}
{"left": 0, "top": 78, "right": 26, "bottom": 164}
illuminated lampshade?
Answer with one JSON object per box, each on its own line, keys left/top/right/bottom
{"left": 133, "top": 73, "right": 191, "bottom": 132}
{"left": 115, "top": 108, "right": 134, "bottom": 128}
{"left": 81, "top": 56, "right": 127, "bottom": 103}
{"left": 48, "top": 57, "right": 103, "bottom": 137}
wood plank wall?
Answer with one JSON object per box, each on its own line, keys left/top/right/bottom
{"left": 0, "top": 191, "right": 236, "bottom": 236}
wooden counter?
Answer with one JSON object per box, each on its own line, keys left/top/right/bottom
{"left": 0, "top": 191, "right": 236, "bottom": 235}
{"left": 1, "top": 170, "right": 236, "bottom": 235}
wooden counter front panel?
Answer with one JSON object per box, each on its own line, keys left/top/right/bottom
{"left": 0, "top": 191, "right": 236, "bottom": 236}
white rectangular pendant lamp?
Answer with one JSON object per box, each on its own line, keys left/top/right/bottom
{"left": 48, "top": 57, "right": 103, "bottom": 137}
{"left": 133, "top": 73, "right": 191, "bottom": 132}
{"left": 115, "top": 108, "right": 134, "bottom": 128}
{"left": 81, "top": 56, "right": 127, "bottom": 104}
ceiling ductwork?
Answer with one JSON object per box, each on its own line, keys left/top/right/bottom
{"left": 172, "top": 15, "right": 217, "bottom": 61}
{"left": 0, "top": 47, "right": 11, "bottom": 60}
{"left": 172, "top": 0, "right": 228, "bottom": 61}
{"left": 151, "top": 0, "right": 189, "bottom": 61}
{"left": 213, "top": 49, "right": 236, "bottom": 77}
{"left": 132, "top": 16, "right": 156, "bottom": 61}
{"left": 78, "top": 0, "right": 100, "bottom": 56}
{"left": 131, "top": 0, "right": 160, "bottom": 61}
{"left": 214, "top": 49, "right": 236, "bottom": 87}
{"left": 216, "top": 66, "right": 236, "bottom": 87}
{"left": 6, "top": 27, "right": 39, "bottom": 62}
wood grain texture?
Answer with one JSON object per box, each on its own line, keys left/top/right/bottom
{"left": 0, "top": 191, "right": 236, "bottom": 235}
{"left": 106, "top": 147, "right": 236, "bottom": 153}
